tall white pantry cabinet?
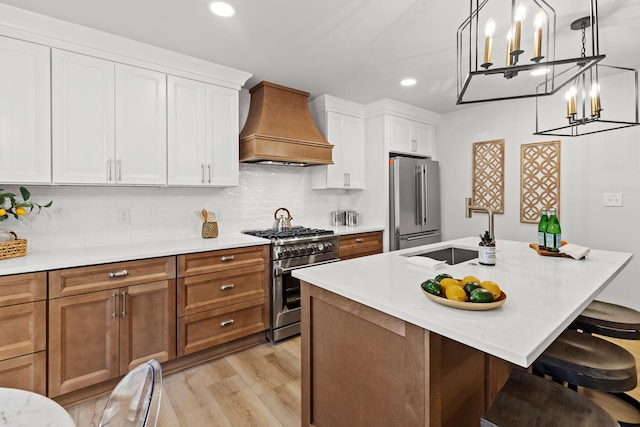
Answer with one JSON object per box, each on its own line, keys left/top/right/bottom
{"left": 0, "top": 36, "right": 51, "bottom": 184}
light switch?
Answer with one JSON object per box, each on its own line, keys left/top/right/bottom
{"left": 603, "top": 193, "right": 623, "bottom": 207}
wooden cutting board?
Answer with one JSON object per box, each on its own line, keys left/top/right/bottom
{"left": 529, "top": 243, "right": 575, "bottom": 259}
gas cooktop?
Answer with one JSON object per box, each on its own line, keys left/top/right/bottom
{"left": 242, "top": 226, "right": 334, "bottom": 240}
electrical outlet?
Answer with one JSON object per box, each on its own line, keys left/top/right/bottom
{"left": 117, "top": 208, "right": 131, "bottom": 224}
{"left": 216, "top": 210, "right": 222, "bottom": 221}
{"left": 603, "top": 193, "right": 623, "bottom": 207}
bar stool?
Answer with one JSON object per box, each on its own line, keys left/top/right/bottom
{"left": 482, "top": 368, "right": 619, "bottom": 427}
{"left": 570, "top": 300, "right": 640, "bottom": 339}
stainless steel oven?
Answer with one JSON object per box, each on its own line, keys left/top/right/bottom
{"left": 242, "top": 227, "right": 339, "bottom": 342}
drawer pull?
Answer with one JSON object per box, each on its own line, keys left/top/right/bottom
{"left": 108, "top": 270, "right": 129, "bottom": 278}
{"left": 355, "top": 238, "right": 364, "bottom": 243}
{"left": 220, "top": 284, "right": 235, "bottom": 291}
{"left": 220, "top": 255, "right": 235, "bottom": 262}
{"left": 220, "top": 319, "right": 235, "bottom": 327}
{"left": 112, "top": 293, "right": 118, "bottom": 318}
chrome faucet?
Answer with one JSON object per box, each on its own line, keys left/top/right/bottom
{"left": 465, "top": 197, "right": 494, "bottom": 242}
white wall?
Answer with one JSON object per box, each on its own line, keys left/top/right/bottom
{"left": 436, "top": 77, "right": 640, "bottom": 310}
{"left": 1, "top": 164, "right": 351, "bottom": 251}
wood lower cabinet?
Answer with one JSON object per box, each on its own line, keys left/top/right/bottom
{"left": 177, "top": 245, "right": 269, "bottom": 356}
{"left": 338, "top": 231, "right": 383, "bottom": 260}
{"left": 48, "top": 257, "right": 176, "bottom": 397}
{"left": 0, "top": 272, "right": 47, "bottom": 394}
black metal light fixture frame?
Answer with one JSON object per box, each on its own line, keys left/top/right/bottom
{"left": 456, "top": 0, "right": 604, "bottom": 105}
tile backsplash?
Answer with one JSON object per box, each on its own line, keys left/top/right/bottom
{"left": 1, "top": 164, "right": 351, "bottom": 251}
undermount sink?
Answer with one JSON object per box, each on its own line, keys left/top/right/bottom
{"left": 406, "top": 246, "right": 479, "bottom": 265}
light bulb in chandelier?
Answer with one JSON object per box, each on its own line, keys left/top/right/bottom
{"left": 532, "top": 10, "right": 545, "bottom": 61}
{"left": 482, "top": 18, "right": 496, "bottom": 68}
{"left": 565, "top": 86, "right": 577, "bottom": 118}
{"left": 511, "top": 2, "right": 527, "bottom": 55}
{"left": 590, "top": 82, "right": 602, "bottom": 116}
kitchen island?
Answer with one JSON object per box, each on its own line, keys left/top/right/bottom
{"left": 293, "top": 237, "right": 633, "bottom": 426}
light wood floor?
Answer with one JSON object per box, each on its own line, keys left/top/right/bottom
{"left": 65, "top": 334, "right": 640, "bottom": 426}
{"left": 65, "top": 336, "right": 301, "bottom": 427}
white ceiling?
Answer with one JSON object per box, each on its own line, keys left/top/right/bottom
{"left": 0, "top": 0, "right": 638, "bottom": 114}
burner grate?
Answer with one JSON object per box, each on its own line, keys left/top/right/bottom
{"left": 243, "top": 226, "right": 334, "bottom": 240}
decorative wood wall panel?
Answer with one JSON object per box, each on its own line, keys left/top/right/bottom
{"left": 520, "top": 140, "right": 561, "bottom": 223}
{"left": 472, "top": 139, "right": 505, "bottom": 214}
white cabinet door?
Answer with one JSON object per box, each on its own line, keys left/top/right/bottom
{"left": 205, "top": 84, "right": 238, "bottom": 186}
{"left": 52, "top": 50, "right": 115, "bottom": 184}
{"left": 167, "top": 76, "right": 206, "bottom": 186}
{"left": 412, "top": 121, "right": 435, "bottom": 158}
{"left": 115, "top": 64, "right": 167, "bottom": 185}
{"left": 0, "top": 37, "right": 51, "bottom": 184}
{"left": 168, "top": 76, "right": 239, "bottom": 187}
{"left": 342, "top": 113, "right": 364, "bottom": 189}
{"left": 312, "top": 111, "right": 364, "bottom": 190}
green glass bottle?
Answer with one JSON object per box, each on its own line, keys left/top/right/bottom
{"left": 537, "top": 208, "right": 549, "bottom": 250}
{"left": 545, "top": 207, "right": 561, "bottom": 252}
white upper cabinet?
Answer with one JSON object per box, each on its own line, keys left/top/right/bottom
{"left": 0, "top": 37, "right": 51, "bottom": 184}
{"left": 389, "top": 116, "right": 435, "bottom": 158}
{"left": 310, "top": 95, "right": 365, "bottom": 190}
{"left": 52, "top": 49, "right": 115, "bottom": 184}
{"left": 53, "top": 50, "right": 167, "bottom": 185}
{"left": 115, "top": 64, "right": 167, "bottom": 185}
{"left": 167, "top": 76, "right": 239, "bottom": 187}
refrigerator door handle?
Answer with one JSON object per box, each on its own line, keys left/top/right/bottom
{"left": 422, "top": 165, "right": 428, "bottom": 226}
{"left": 415, "top": 167, "right": 421, "bottom": 226}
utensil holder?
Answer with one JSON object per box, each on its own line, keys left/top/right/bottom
{"left": 201, "top": 222, "right": 218, "bottom": 238}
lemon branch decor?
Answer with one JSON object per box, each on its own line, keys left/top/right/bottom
{"left": 0, "top": 187, "right": 53, "bottom": 222}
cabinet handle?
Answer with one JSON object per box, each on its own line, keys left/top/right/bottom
{"left": 201, "top": 164, "right": 205, "bottom": 183}
{"left": 117, "top": 159, "right": 122, "bottom": 182}
{"left": 355, "top": 238, "right": 364, "bottom": 243}
{"left": 208, "top": 164, "right": 212, "bottom": 184}
{"left": 347, "top": 173, "right": 351, "bottom": 186}
{"left": 121, "top": 290, "right": 127, "bottom": 318}
{"left": 108, "top": 270, "right": 129, "bottom": 278}
{"left": 220, "top": 319, "right": 235, "bottom": 327}
{"left": 344, "top": 172, "right": 348, "bottom": 187}
{"left": 107, "top": 159, "right": 113, "bottom": 182}
{"left": 220, "top": 255, "right": 235, "bottom": 262}
{"left": 112, "top": 293, "right": 118, "bottom": 318}
{"left": 220, "top": 284, "right": 235, "bottom": 291}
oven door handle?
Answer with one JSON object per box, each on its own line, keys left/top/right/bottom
{"left": 273, "top": 259, "right": 340, "bottom": 277}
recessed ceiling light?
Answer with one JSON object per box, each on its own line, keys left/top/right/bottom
{"left": 209, "top": 2, "right": 235, "bottom": 17}
{"left": 400, "top": 78, "right": 417, "bottom": 86}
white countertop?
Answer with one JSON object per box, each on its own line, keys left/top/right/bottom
{"left": 293, "top": 237, "right": 633, "bottom": 367}
{"left": 0, "top": 233, "right": 270, "bottom": 276}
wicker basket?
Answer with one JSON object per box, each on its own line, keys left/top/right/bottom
{"left": 201, "top": 222, "right": 219, "bottom": 239}
{"left": 0, "top": 238, "right": 27, "bottom": 260}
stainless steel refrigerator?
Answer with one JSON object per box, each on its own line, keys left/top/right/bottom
{"left": 389, "top": 155, "right": 441, "bottom": 250}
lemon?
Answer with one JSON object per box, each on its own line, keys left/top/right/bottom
{"left": 480, "top": 280, "right": 501, "bottom": 299}
{"left": 439, "top": 278, "right": 460, "bottom": 291}
{"left": 445, "top": 285, "right": 467, "bottom": 302}
{"left": 15, "top": 207, "right": 26, "bottom": 216}
{"left": 461, "top": 275, "right": 481, "bottom": 286}
{"left": 0, "top": 208, "right": 5, "bottom": 216}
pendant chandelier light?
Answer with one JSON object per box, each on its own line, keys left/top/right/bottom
{"left": 534, "top": 17, "right": 640, "bottom": 136}
{"left": 456, "top": 0, "right": 605, "bottom": 105}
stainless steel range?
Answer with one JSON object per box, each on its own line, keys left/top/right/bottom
{"left": 242, "top": 226, "right": 339, "bottom": 342}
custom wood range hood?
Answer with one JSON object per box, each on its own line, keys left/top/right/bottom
{"left": 239, "top": 81, "right": 333, "bottom": 166}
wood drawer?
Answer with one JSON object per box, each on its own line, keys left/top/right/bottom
{"left": 0, "top": 272, "right": 46, "bottom": 307}
{"left": 339, "top": 231, "right": 383, "bottom": 261}
{"left": 178, "top": 263, "right": 268, "bottom": 317}
{"left": 49, "top": 256, "right": 176, "bottom": 298}
{"left": 178, "top": 245, "right": 269, "bottom": 277}
{"left": 0, "top": 351, "right": 46, "bottom": 394}
{"left": 0, "top": 301, "right": 46, "bottom": 361}
{"left": 177, "top": 297, "right": 268, "bottom": 356}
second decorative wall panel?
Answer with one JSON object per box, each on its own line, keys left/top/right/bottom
{"left": 520, "top": 140, "right": 561, "bottom": 223}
